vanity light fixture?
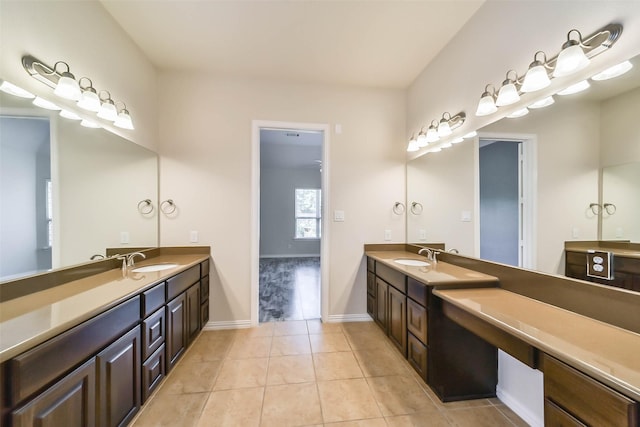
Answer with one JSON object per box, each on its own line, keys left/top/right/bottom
{"left": 521, "top": 51, "right": 551, "bottom": 93}
{"left": 440, "top": 141, "right": 453, "bottom": 148}
{"left": 475, "top": 84, "right": 498, "bottom": 116}
{"left": 495, "top": 70, "right": 520, "bottom": 106}
{"left": 52, "top": 62, "right": 81, "bottom": 101}
{"left": 437, "top": 113, "right": 453, "bottom": 137}
{"left": 80, "top": 119, "right": 101, "bottom": 128}
{"left": 429, "top": 147, "right": 442, "bottom": 153}
{"left": 592, "top": 60, "right": 633, "bottom": 80}
{"left": 60, "top": 109, "right": 82, "bottom": 120}
{"left": 426, "top": 120, "right": 440, "bottom": 143}
{"left": 416, "top": 128, "right": 428, "bottom": 147}
{"left": 0, "top": 80, "right": 35, "bottom": 98}
{"left": 452, "top": 137, "right": 464, "bottom": 144}
{"left": 553, "top": 30, "right": 591, "bottom": 78}
{"left": 463, "top": 131, "right": 477, "bottom": 139}
{"left": 97, "top": 91, "right": 118, "bottom": 121}
{"left": 557, "top": 80, "right": 590, "bottom": 95}
{"left": 33, "top": 96, "right": 61, "bottom": 110}
{"left": 114, "top": 102, "right": 135, "bottom": 130}
{"left": 528, "top": 96, "right": 555, "bottom": 109}
{"left": 506, "top": 107, "right": 529, "bottom": 118}
{"left": 77, "top": 78, "right": 101, "bottom": 112}
{"left": 407, "top": 135, "right": 419, "bottom": 152}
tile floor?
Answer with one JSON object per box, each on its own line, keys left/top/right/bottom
{"left": 259, "top": 257, "right": 321, "bottom": 322}
{"left": 131, "top": 320, "right": 529, "bottom": 426}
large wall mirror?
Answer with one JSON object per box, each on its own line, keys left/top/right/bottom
{"left": 0, "top": 88, "right": 158, "bottom": 282}
{"left": 407, "top": 53, "right": 640, "bottom": 278}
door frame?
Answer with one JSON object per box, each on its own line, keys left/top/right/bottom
{"left": 251, "top": 120, "right": 330, "bottom": 326}
{"left": 475, "top": 132, "right": 537, "bottom": 269}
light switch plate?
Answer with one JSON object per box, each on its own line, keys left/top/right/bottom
{"left": 120, "top": 231, "right": 129, "bottom": 244}
{"left": 190, "top": 230, "right": 199, "bottom": 243}
{"left": 461, "top": 211, "right": 472, "bottom": 222}
{"left": 419, "top": 229, "right": 427, "bottom": 240}
{"left": 334, "top": 210, "right": 345, "bottom": 222}
{"left": 335, "top": 124, "right": 342, "bottom": 134}
{"left": 384, "top": 229, "right": 391, "bottom": 241}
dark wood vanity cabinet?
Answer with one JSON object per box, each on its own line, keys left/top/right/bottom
{"left": 369, "top": 262, "right": 407, "bottom": 356}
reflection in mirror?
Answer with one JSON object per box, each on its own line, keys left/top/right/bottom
{"left": 601, "top": 162, "right": 640, "bottom": 241}
{"left": 0, "top": 85, "right": 158, "bottom": 282}
{"left": 407, "top": 54, "right": 640, "bottom": 277}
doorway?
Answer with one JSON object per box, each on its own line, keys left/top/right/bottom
{"left": 251, "top": 121, "right": 330, "bottom": 325}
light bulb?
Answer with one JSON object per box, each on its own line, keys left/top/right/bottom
{"left": 407, "top": 140, "right": 420, "bottom": 152}
{"left": 77, "top": 89, "right": 101, "bottom": 112}
{"left": 553, "top": 42, "right": 589, "bottom": 78}
{"left": 437, "top": 117, "right": 452, "bottom": 137}
{"left": 426, "top": 124, "right": 439, "bottom": 143}
{"left": 416, "top": 129, "right": 428, "bottom": 147}
{"left": 54, "top": 72, "right": 81, "bottom": 101}
{"left": 521, "top": 64, "right": 550, "bottom": 93}
{"left": 476, "top": 93, "right": 497, "bottom": 116}
{"left": 97, "top": 100, "right": 118, "bottom": 121}
{"left": 114, "top": 110, "right": 134, "bottom": 130}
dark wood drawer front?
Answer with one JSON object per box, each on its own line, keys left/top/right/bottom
{"left": 407, "top": 299, "right": 427, "bottom": 344}
{"left": 367, "top": 271, "right": 376, "bottom": 296}
{"left": 201, "top": 260, "right": 210, "bottom": 277}
{"left": 142, "top": 307, "right": 165, "bottom": 360}
{"left": 407, "top": 277, "right": 429, "bottom": 308}
{"left": 201, "top": 299, "right": 210, "bottom": 326}
{"left": 201, "top": 276, "right": 209, "bottom": 302}
{"left": 543, "top": 354, "right": 639, "bottom": 427}
{"left": 12, "top": 358, "right": 96, "bottom": 427}
{"left": 142, "top": 282, "right": 166, "bottom": 318}
{"left": 565, "top": 251, "right": 586, "bottom": 266}
{"left": 367, "top": 293, "right": 375, "bottom": 318}
{"left": 376, "top": 263, "right": 406, "bottom": 293}
{"left": 545, "top": 398, "right": 587, "bottom": 427}
{"left": 367, "top": 257, "right": 375, "bottom": 273}
{"left": 142, "top": 344, "right": 165, "bottom": 403}
{"left": 407, "top": 333, "right": 427, "bottom": 379}
{"left": 166, "top": 265, "right": 200, "bottom": 300}
{"left": 8, "top": 296, "right": 140, "bottom": 406}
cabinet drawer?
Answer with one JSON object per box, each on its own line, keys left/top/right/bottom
{"left": 201, "top": 259, "right": 210, "bottom": 277}
{"left": 543, "top": 354, "right": 639, "bottom": 427}
{"left": 166, "top": 265, "right": 200, "bottom": 301}
{"left": 142, "top": 344, "right": 165, "bottom": 403}
{"left": 407, "top": 277, "right": 429, "bottom": 307}
{"left": 142, "top": 307, "right": 165, "bottom": 360}
{"left": 8, "top": 296, "right": 140, "bottom": 406}
{"left": 367, "top": 257, "right": 375, "bottom": 273}
{"left": 544, "top": 398, "right": 587, "bottom": 427}
{"left": 367, "top": 271, "right": 376, "bottom": 296}
{"left": 407, "top": 333, "right": 427, "bottom": 380}
{"left": 565, "top": 251, "right": 587, "bottom": 266}
{"left": 142, "top": 282, "right": 166, "bottom": 318}
{"left": 376, "top": 263, "right": 406, "bottom": 293}
{"left": 407, "top": 299, "right": 427, "bottom": 344}
{"left": 200, "top": 276, "right": 209, "bottom": 302}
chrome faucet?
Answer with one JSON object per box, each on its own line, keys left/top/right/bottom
{"left": 418, "top": 248, "right": 440, "bottom": 263}
{"left": 126, "top": 252, "right": 146, "bottom": 267}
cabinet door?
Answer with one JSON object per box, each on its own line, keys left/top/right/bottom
{"left": 375, "top": 278, "right": 388, "bottom": 332}
{"left": 407, "top": 299, "right": 427, "bottom": 344}
{"left": 186, "top": 284, "right": 201, "bottom": 345}
{"left": 142, "top": 307, "right": 165, "bottom": 361}
{"left": 544, "top": 399, "right": 587, "bottom": 427}
{"left": 407, "top": 332, "right": 427, "bottom": 380}
{"left": 96, "top": 326, "right": 141, "bottom": 427}
{"left": 201, "top": 299, "right": 210, "bottom": 326}
{"left": 12, "top": 358, "right": 96, "bottom": 427}
{"left": 142, "top": 344, "right": 166, "bottom": 404}
{"left": 388, "top": 285, "right": 407, "bottom": 356}
{"left": 367, "top": 271, "right": 376, "bottom": 295}
{"left": 166, "top": 293, "right": 187, "bottom": 372}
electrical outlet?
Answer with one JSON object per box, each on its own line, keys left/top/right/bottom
{"left": 120, "top": 231, "right": 129, "bottom": 244}
{"left": 384, "top": 229, "right": 391, "bottom": 241}
{"left": 190, "top": 230, "right": 199, "bottom": 243}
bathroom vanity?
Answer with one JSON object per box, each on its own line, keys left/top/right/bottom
{"left": 0, "top": 249, "right": 210, "bottom": 427}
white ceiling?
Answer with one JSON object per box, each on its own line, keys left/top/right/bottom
{"left": 260, "top": 129, "right": 322, "bottom": 169}
{"left": 100, "top": 0, "right": 484, "bottom": 89}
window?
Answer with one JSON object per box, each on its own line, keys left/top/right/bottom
{"left": 295, "top": 188, "right": 321, "bottom": 239}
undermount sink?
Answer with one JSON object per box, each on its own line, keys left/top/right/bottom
{"left": 132, "top": 263, "right": 179, "bottom": 273}
{"left": 393, "top": 259, "right": 429, "bottom": 267}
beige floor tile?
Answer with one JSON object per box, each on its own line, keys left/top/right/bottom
{"left": 353, "top": 348, "right": 411, "bottom": 377}
{"left": 341, "top": 321, "right": 379, "bottom": 333}
{"left": 344, "top": 330, "right": 390, "bottom": 351}
{"left": 367, "top": 375, "right": 436, "bottom": 416}
{"left": 313, "top": 352, "right": 363, "bottom": 381}
{"left": 227, "top": 335, "right": 272, "bottom": 359}
{"left": 325, "top": 419, "right": 388, "bottom": 426}
{"left": 159, "top": 360, "right": 222, "bottom": 394}
{"left": 235, "top": 322, "right": 276, "bottom": 337}
{"left": 385, "top": 410, "right": 451, "bottom": 427}
{"left": 274, "top": 320, "right": 309, "bottom": 336}
{"left": 435, "top": 397, "right": 494, "bottom": 411}
{"left": 197, "top": 329, "right": 239, "bottom": 340}
{"left": 443, "top": 406, "right": 514, "bottom": 426}
{"left": 132, "top": 392, "right": 208, "bottom": 427}
{"left": 267, "top": 354, "right": 316, "bottom": 385}
{"left": 307, "top": 319, "right": 345, "bottom": 334}
{"left": 196, "top": 387, "right": 264, "bottom": 427}
{"left": 270, "top": 334, "right": 311, "bottom": 356}
{"left": 494, "top": 403, "right": 529, "bottom": 427}
{"left": 310, "top": 333, "right": 352, "bottom": 353}
{"left": 183, "top": 337, "right": 233, "bottom": 362}
{"left": 317, "top": 378, "right": 382, "bottom": 423}
{"left": 261, "top": 382, "right": 323, "bottom": 427}
{"left": 213, "top": 358, "right": 269, "bottom": 390}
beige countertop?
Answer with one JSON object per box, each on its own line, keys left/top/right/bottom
{"left": 433, "top": 287, "right": 640, "bottom": 402}
{"left": 366, "top": 250, "right": 499, "bottom": 286}
{"left": 0, "top": 254, "right": 208, "bottom": 362}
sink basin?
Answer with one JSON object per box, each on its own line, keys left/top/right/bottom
{"left": 393, "top": 259, "right": 429, "bottom": 267}
{"left": 132, "top": 263, "right": 179, "bottom": 273}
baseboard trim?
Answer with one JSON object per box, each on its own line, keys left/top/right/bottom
{"left": 326, "top": 314, "right": 373, "bottom": 323}
{"left": 259, "top": 254, "right": 320, "bottom": 259}
{"left": 203, "top": 320, "right": 251, "bottom": 330}
{"left": 496, "top": 386, "right": 543, "bottom": 427}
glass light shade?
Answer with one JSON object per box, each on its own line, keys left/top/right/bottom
{"left": 425, "top": 127, "right": 439, "bottom": 143}
{"left": 60, "top": 109, "right": 82, "bottom": 120}
{"left": 441, "top": 142, "right": 453, "bottom": 148}
{"left": 495, "top": 82, "right": 520, "bottom": 106}
{"left": 430, "top": 147, "right": 442, "bottom": 153}
{"left": 592, "top": 60, "right": 633, "bottom": 81}
{"left": 77, "top": 89, "right": 101, "bottom": 112}
{"left": 97, "top": 100, "right": 118, "bottom": 121}
{"left": 54, "top": 73, "right": 81, "bottom": 101}
{"left": 553, "top": 43, "right": 590, "bottom": 78}
{"left": 114, "top": 110, "right": 134, "bottom": 130}
{"left": 452, "top": 137, "right": 464, "bottom": 144}
{"left": 463, "top": 131, "right": 477, "bottom": 139}
{"left": 416, "top": 130, "right": 428, "bottom": 147}
{"left": 507, "top": 108, "right": 529, "bottom": 118}
{"left": 437, "top": 120, "right": 452, "bottom": 137}
{"left": 80, "top": 119, "right": 101, "bottom": 128}
{"left": 521, "top": 64, "right": 551, "bottom": 93}
{"left": 33, "top": 96, "right": 61, "bottom": 110}
{"left": 557, "top": 80, "right": 590, "bottom": 96}
{"left": 475, "top": 94, "right": 497, "bottom": 116}
{"left": 0, "top": 81, "right": 35, "bottom": 98}
{"left": 407, "top": 140, "right": 420, "bottom": 152}
{"left": 528, "top": 96, "right": 555, "bottom": 109}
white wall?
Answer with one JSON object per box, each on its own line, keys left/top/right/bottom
{"left": 260, "top": 168, "right": 321, "bottom": 257}
{"left": 158, "top": 72, "right": 406, "bottom": 324}
{"left": 600, "top": 86, "right": 640, "bottom": 167}
{"left": 0, "top": 1, "right": 158, "bottom": 150}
